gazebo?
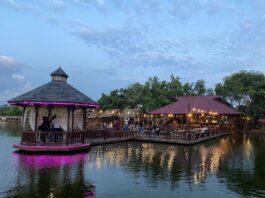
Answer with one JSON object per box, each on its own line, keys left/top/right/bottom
{"left": 8, "top": 67, "right": 99, "bottom": 152}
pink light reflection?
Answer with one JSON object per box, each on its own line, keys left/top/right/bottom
{"left": 12, "top": 152, "right": 89, "bottom": 169}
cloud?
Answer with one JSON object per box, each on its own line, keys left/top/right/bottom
{"left": 48, "top": 0, "right": 66, "bottom": 11}
{"left": 0, "top": 55, "right": 32, "bottom": 104}
{"left": 0, "top": 0, "right": 41, "bottom": 15}
{"left": 45, "top": 15, "right": 59, "bottom": 25}
{"left": 11, "top": 73, "right": 25, "bottom": 81}
{"left": 0, "top": 55, "right": 15, "bottom": 65}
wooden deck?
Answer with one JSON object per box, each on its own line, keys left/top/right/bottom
{"left": 13, "top": 128, "right": 233, "bottom": 152}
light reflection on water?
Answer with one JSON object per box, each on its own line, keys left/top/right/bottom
{"left": 1, "top": 122, "right": 265, "bottom": 197}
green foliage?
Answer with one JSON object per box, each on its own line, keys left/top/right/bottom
{"left": 0, "top": 105, "right": 22, "bottom": 116}
{"left": 215, "top": 71, "right": 265, "bottom": 120}
{"left": 98, "top": 75, "right": 209, "bottom": 112}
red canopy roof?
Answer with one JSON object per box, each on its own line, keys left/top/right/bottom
{"left": 257, "top": 118, "right": 265, "bottom": 123}
{"left": 150, "top": 96, "right": 240, "bottom": 115}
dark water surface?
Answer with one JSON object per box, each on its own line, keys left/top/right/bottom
{"left": 1, "top": 122, "right": 265, "bottom": 198}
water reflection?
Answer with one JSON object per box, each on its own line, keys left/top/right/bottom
{"left": 5, "top": 152, "right": 95, "bottom": 198}
{"left": 1, "top": 122, "right": 265, "bottom": 197}
{"left": 88, "top": 135, "right": 265, "bottom": 197}
{"left": 12, "top": 152, "right": 89, "bottom": 169}
{"left": 0, "top": 122, "right": 21, "bottom": 136}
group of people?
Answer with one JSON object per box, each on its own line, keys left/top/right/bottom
{"left": 100, "top": 117, "right": 163, "bottom": 134}
{"left": 38, "top": 114, "right": 60, "bottom": 131}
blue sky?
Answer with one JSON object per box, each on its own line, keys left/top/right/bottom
{"left": 1, "top": 0, "right": 265, "bottom": 104}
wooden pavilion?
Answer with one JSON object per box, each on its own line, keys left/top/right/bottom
{"left": 8, "top": 67, "right": 99, "bottom": 152}
{"left": 150, "top": 96, "right": 241, "bottom": 131}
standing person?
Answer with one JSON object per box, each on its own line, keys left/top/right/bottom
{"left": 115, "top": 119, "right": 121, "bottom": 130}
{"left": 124, "top": 117, "right": 129, "bottom": 132}
{"left": 139, "top": 118, "right": 144, "bottom": 134}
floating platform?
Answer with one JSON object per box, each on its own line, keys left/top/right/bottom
{"left": 13, "top": 144, "right": 91, "bottom": 152}
{"left": 13, "top": 132, "right": 231, "bottom": 152}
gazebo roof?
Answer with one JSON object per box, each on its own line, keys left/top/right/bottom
{"left": 8, "top": 67, "right": 99, "bottom": 108}
{"left": 257, "top": 118, "right": 265, "bottom": 123}
{"left": 150, "top": 96, "right": 240, "bottom": 115}
{"left": 50, "top": 66, "right": 69, "bottom": 78}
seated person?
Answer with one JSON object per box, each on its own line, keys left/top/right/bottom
{"left": 107, "top": 122, "right": 113, "bottom": 129}
{"left": 153, "top": 124, "right": 160, "bottom": 135}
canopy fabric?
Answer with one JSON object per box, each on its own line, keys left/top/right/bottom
{"left": 150, "top": 96, "right": 240, "bottom": 115}
{"left": 29, "top": 107, "right": 69, "bottom": 131}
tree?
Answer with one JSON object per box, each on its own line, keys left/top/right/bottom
{"left": 215, "top": 71, "right": 265, "bottom": 120}
{"left": 193, "top": 80, "right": 206, "bottom": 95}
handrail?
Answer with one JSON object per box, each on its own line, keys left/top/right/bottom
{"left": 20, "top": 129, "right": 137, "bottom": 146}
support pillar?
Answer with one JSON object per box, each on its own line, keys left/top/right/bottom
{"left": 34, "top": 106, "right": 39, "bottom": 131}
{"left": 66, "top": 107, "right": 71, "bottom": 132}
{"left": 82, "top": 108, "right": 87, "bottom": 131}
{"left": 71, "top": 108, "right": 75, "bottom": 132}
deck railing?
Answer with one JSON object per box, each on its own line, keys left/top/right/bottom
{"left": 20, "top": 129, "right": 137, "bottom": 146}
{"left": 20, "top": 126, "right": 230, "bottom": 146}
{"left": 142, "top": 125, "right": 231, "bottom": 141}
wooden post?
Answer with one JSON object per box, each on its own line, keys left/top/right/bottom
{"left": 67, "top": 107, "right": 70, "bottom": 132}
{"left": 230, "top": 116, "right": 233, "bottom": 133}
{"left": 71, "top": 108, "right": 75, "bottom": 132}
{"left": 187, "top": 103, "right": 191, "bottom": 141}
{"left": 34, "top": 106, "right": 39, "bottom": 131}
{"left": 66, "top": 132, "right": 69, "bottom": 146}
{"left": 82, "top": 108, "right": 86, "bottom": 131}
{"left": 82, "top": 108, "right": 86, "bottom": 144}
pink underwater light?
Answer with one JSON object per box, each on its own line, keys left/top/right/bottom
{"left": 12, "top": 153, "right": 89, "bottom": 169}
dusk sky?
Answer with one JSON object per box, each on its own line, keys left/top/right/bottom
{"left": 1, "top": 0, "right": 265, "bottom": 104}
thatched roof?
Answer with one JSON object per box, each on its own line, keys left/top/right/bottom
{"left": 98, "top": 109, "right": 120, "bottom": 118}
{"left": 87, "top": 110, "right": 102, "bottom": 119}
{"left": 8, "top": 67, "right": 98, "bottom": 108}
{"left": 120, "top": 108, "right": 139, "bottom": 118}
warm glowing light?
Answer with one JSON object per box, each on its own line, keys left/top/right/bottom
{"left": 188, "top": 113, "right": 192, "bottom": 118}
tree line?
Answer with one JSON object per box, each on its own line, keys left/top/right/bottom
{"left": 0, "top": 105, "right": 22, "bottom": 116}
{"left": 98, "top": 71, "right": 265, "bottom": 121}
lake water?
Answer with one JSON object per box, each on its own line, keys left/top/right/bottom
{"left": 1, "top": 122, "right": 265, "bottom": 198}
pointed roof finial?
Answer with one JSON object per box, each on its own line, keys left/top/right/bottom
{"left": 50, "top": 66, "right": 69, "bottom": 82}
{"left": 50, "top": 66, "right": 68, "bottom": 78}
